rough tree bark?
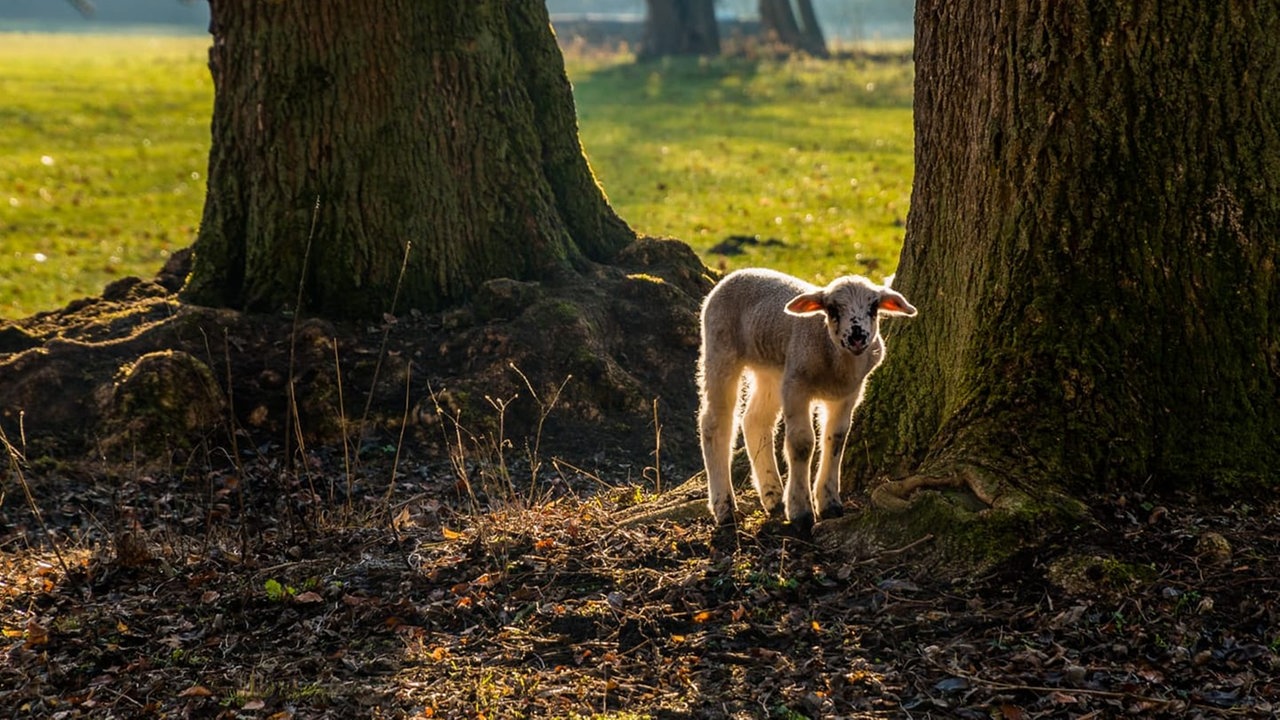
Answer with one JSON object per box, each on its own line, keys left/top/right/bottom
{"left": 850, "top": 1, "right": 1280, "bottom": 516}
{"left": 182, "top": 0, "right": 634, "bottom": 319}
{"left": 758, "top": 0, "right": 828, "bottom": 58}
{"left": 639, "top": 0, "right": 720, "bottom": 60}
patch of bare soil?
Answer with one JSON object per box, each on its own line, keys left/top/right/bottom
{"left": 0, "top": 239, "right": 710, "bottom": 479}
{"left": 2, "top": 242, "right": 1278, "bottom": 718}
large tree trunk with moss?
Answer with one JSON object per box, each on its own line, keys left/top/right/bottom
{"left": 182, "top": 0, "right": 634, "bottom": 319}
{"left": 850, "top": 0, "right": 1280, "bottom": 514}
{"left": 758, "top": 0, "right": 828, "bottom": 58}
{"left": 639, "top": 0, "right": 720, "bottom": 60}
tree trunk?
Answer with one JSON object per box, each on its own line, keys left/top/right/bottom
{"left": 639, "top": 0, "right": 720, "bottom": 60}
{"left": 759, "top": 0, "right": 828, "bottom": 58}
{"left": 182, "top": 0, "right": 634, "bottom": 319}
{"left": 852, "top": 0, "right": 1280, "bottom": 507}
{"left": 794, "top": 0, "right": 829, "bottom": 58}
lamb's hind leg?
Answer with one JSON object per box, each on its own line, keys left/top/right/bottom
{"left": 700, "top": 356, "right": 743, "bottom": 525}
{"left": 741, "top": 369, "right": 784, "bottom": 517}
{"left": 813, "top": 396, "right": 856, "bottom": 520}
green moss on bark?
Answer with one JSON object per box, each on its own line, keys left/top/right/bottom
{"left": 849, "top": 0, "right": 1280, "bottom": 505}
{"left": 823, "top": 487, "right": 1087, "bottom": 574}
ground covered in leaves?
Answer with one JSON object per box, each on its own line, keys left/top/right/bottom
{"left": 2, "top": 252, "right": 1279, "bottom": 718}
{"left": 2, "top": 449, "right": 1277, "bottom": 718}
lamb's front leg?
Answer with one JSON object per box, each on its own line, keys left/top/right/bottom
{"left": 742, "top": 370, "right": 784, "bottom": 517}
{"left": 782, "top": 391, "right": 816, "bottom": 534}
{"left": 813, "top": 397, "right": 856, "bottom": 520}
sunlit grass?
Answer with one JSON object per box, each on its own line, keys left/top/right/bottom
{"left": 570, "top": 52, "right": 913, "bottom": 284}
{"left": 0, "top": 34, "right": 211, "bottom": 318}
{"left": 0, "top": 33, "right": 913, "bottom": 319}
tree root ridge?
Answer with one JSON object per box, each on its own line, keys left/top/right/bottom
{"left": 870, "top": 464, "right": 1000, "bottom": 513}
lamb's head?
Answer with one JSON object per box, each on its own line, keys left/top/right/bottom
{"left": 785, "top": 275, "right": 917, "bottom": 356}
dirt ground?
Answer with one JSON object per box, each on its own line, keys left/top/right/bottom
{"left": 2, "top": 245, "right": 1278, "bottom": 718}
{"left": 3, "top": 461, "right": 1276, "bottom": 718}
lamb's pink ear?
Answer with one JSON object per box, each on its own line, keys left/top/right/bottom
{"left": 878, "top": 288, "right": 917, "bottom": 317}
{"left": 785, "top": 292, "right": 826, "bottom": 316}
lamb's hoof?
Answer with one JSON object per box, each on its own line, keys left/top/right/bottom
{"left": 818, "top": 503, "right": 844, "bottom": 520}
{"left": 713, "top": 516, "right": 737, "bottom": 532}
{"left": 711, "top": 513, "right": 740, "bottom": 550}
{"left": 710, "top": 498, "right": 738, "bottom": 527}
{"left": 785, "top": 512, "right": 814, "bottom": 538}
{"left": 763, "top": 502, "right": 786, "bottom": 519}
{"left": 712, "top": 506, "right": 740, "bottom": 528}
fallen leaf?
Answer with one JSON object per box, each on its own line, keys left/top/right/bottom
{"left": 693, "top": 610, "right": 713, "bottom": 623}
{"left": 243, "top": 699, "right": 265, "bottom": 710}
{"left": 24, "top": 619, "right": 49, "bottom": 648}
{"left": 293, "top": 591, "right": 323, "bottom": 604}
{"left": 441, "top": 527, "right": 462, "bottom": 540}
{"left": 188, "top": 569, "right": 220, "bottom": 588}
{"left": 999, "top": 704, "right": 1026, "bottom": 720}
{"left": 178, "top": 685, "right": 214, "bottom": 698}
{"left": 394, "top": 624, "right": 425, "bottom": 639}
{"left": 878, "top": 578, "right": 921, "bottom": 593}
{"left": 392, "top": 506, "right": 413, "bottom": 530}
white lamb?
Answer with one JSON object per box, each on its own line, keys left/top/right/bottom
{"left": 697, "top": 268, "right": 917, "bottom": 532}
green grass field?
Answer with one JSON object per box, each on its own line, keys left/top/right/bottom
{"left": 572, "top": 52, "right": 914, "bottom": 282}
{"left": 0, "top": 35, "right": 211, "bottom": 318}
{"left": 0, "top": 34, "right": 913, "bottom": 319}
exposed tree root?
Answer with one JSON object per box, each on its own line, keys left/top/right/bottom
{"left": 869, "top": 464, "right": 1000, "bottom": 512}
{"left": 870, "top": 474, "right": 966, "bottom": 512}
{"left": 616, "top": 472, "right": 711, "bottom": 527}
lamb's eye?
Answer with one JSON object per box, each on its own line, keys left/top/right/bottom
{"left": 866, "top": 301, "right": 879, "bottom": 318}
{"left": 825, "top": 306, "right": 840, "bottom": 324}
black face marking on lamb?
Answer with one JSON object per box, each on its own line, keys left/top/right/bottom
{"left": 844, "top": 321, "right": 870, "bottom": 353}
{"left": 866, "top": 300, "right": 879, "bottom": 318}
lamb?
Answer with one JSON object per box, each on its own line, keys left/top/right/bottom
{"left": 697, "top": 268, "right": 917, "bottom": 532}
